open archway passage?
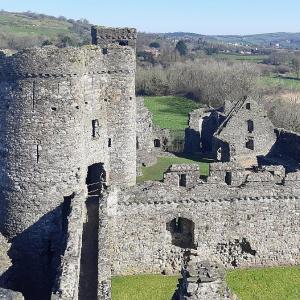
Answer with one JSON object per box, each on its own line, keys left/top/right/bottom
{"left": 167, "top": 217, "right": 196, "bottom": 249}
{"left": 79, "top": 163, "right": 106, "bottom": 300}
{"left": 85, "top": 163, "right": 106, "bottom": 196}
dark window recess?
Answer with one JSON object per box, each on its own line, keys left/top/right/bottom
{"left": 225, "top": 172, "right": 232, "bottom": 185}
{"left": 108, "top": 138, "right": 112, "bottom": 148}
{"left": 246, "top": 103, "right": 251, "bottom": 110}
{"left": 32, "top": 81, "right": 36, "bottom": 112}
{"left": 246, "top": 138, "right": 254, "bottom": 150}
{"left": 247, "top": 120, "right": 254, "bottom": 133}
{"left": 118, "top": 40, "right": 128, "bottom": 46}
{"left": 136, "top": 137, "right": 139, "bottom": 149}
{"left": 179, "top": 174, "right": 187, "bottom": 187}
{"left": 154, "top": 139, "right": 161, "bottom": 148}
{"left": 102, "top": 48, "right": 108, "bottom": 55}
{"left": 92, "top": 119, "right": 99, "bottom": 138}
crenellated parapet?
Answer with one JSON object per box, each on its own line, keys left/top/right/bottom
{"left": 91, "top": 26, "right": 137, "bottom": 49}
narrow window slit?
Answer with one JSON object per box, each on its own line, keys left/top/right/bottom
{"left": 36, "top": 144, "right": 41, "bottom": 163}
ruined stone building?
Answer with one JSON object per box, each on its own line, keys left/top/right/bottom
{"left": 0, "top": 25, "right": 299, "bottom": 300}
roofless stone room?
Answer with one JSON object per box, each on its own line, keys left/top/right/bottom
{"left": 0, "top": 2, "right": 299, "bottom": 300}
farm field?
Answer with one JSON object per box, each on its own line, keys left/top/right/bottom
{"left": 0, "top": 12, "right": 72, "bottom": 38}
{"left": 213, "top": 53, "right": 267, "bottom": 63}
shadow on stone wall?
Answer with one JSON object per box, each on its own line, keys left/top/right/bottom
{"left": 0, "top": 200, "right": 71, "bottom": 300}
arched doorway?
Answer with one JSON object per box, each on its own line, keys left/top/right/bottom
{"left": 166, "top": 217, "right": 196, "bottom": 249}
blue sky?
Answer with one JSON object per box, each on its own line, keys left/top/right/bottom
{"left": 0, "top": 0, "right": 299, "bottom": 35}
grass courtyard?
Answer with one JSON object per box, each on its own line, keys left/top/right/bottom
{"left": 137, "top": 156, "right": 210, "bottom": 183}
{"left": 112, "top": 274, "right": 179, "bottom": 300}
{"left": 112, "top": 266, "right": 300, "bottom": 300}
{"left": 144, "top": 96, "right": 201, "bottom": 130}
{"left": 137, "top": 96, "right": 208, "bottom": 183}
{"left": 227, "top": 266, "right": 300, "bottom": 300}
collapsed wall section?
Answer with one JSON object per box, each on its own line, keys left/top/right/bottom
{"left": 271, "top": 129, "right": 300, "bottom": 169}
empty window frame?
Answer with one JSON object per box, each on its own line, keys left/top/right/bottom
{"left": 92, "top": 119, "right": 100, "bottom": 138}
{"left": 179, "top": 174, "right": 187, "bottom": 187}
{"left": 247, "top": 120, "right": 254, "bottom": 133}
{"left": 246, "top": 138, "right": 254, "bottom": 150}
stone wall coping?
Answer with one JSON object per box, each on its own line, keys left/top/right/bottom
{"left": 168, "top": 164, "right": 200, "bottom": 172}
{"left": 119, "top": 193, "right": 299, "bottom": 207}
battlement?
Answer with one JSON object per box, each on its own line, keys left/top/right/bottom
{"left": 91, "top": 26, "right": 137, "bottom": 49}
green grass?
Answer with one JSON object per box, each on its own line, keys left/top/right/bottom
{"left": 144, "top": 96, "right": 201, "bottom": 130}
{"left": 0, "top": 13, "right": 72, "bottom": 38}
{"left": 259, "top": 75, "right": 300, "bottom": 90}
{"left": 137, "top": 156, "right": 210, "bottom": 183}
{"left": 112, "top": 274, "right": 179, "bottom": 300}
{"left": 227, "top": 266, "right": 300, "bottom": 300}
{"left": 213, "top": 53, "right": 267, "bottom": 63}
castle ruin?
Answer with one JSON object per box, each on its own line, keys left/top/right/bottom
{"left": 0, "top": 25, "right": 299, "bottom": 300}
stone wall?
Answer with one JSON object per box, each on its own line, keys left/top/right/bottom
{"left": 91, "top": 26, "right": 137, "bottom": 49}
{"left": 163, "top": 164, "right": 200, "bottom": 189}
{"left": 52, "top": 192, "right": 85, "bottom": 300}
{"left": 214, "top": 98, "right": 276, "bottom": 167}
{"left": 185, "top": 108, "right": 223, "bottom": 154}
{"left": 0, "top": 26, "right": 136, "bottom": 299}
{"left": 108, "top": 181, "right": 300, "bottom": 276}
{"left": 136, "top": 97, "right": 157, "bottom": 168}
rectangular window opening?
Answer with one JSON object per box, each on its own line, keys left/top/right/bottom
{"left": 247, "top": 120, "right": 254, "bottom": 133}
{"left": 225, "top": 172, "right": 232, "bottom": 185}
{"left": 92, "top": 119, "right": 99, "bottom": 138}
{"left": 179, "top": 174, "right": 187, "bottom": 187}
{"left": 246, "top": 138, "right": 254, "bottom": 150}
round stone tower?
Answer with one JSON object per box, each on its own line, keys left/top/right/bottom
{"left": 0, "top": 27, "right": 137, "bottom": 299}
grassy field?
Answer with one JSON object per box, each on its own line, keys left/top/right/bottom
{"left": 227, "top": 266, "right": 300, "bottom": 300}
{"left": 259, "top": 75, "right": 300, "bottom": 90}
{"left": 0, "top": 12, "right": 72, "bottom": 38}
{"left": 111, "top": 274, "right": 179, "bottom": 300}
{"left": 137, "top": 156, "right": 210, "bottom": 183}
{"left": 213, "top": 53, "right": 267, "bottom": 63}
{"left": 144, "top": 96, "right": 201, "bottom": 130}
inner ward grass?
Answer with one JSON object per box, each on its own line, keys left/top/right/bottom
{"left": 111, "top": 274, "right": 179, "bottom": 300}
{"left": 226, "top": 266, "right": 300, "bottom": 300}
{"left": 144, "top": 96, "right": 201, "bottom": 130}
{"left": 137, "top": 156, "right": 210, "bottom": 183}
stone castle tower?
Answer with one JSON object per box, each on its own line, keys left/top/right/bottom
{"left": 0, "top": 27, "right": 136, "bottom": 299}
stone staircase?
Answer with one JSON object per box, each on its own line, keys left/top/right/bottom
{"left": 174, "top": 250, "right": 235, "bottom": 300}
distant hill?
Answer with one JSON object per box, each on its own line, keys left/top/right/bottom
{"left": 1, "top": 10, "right": 300, "bottom": 50}
{"left": 164, "top": 32, "right": 300, "bottom": 49}
{"left": 0, "top": 10, "right": 91, "bottom": 49}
